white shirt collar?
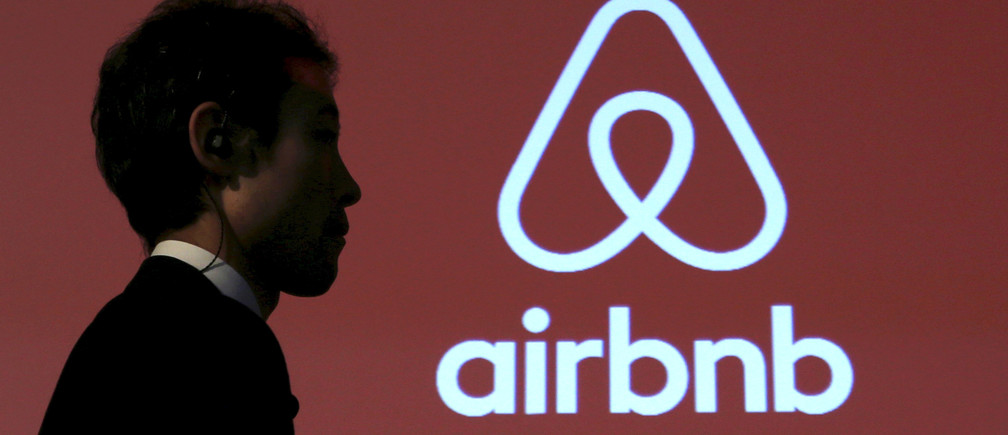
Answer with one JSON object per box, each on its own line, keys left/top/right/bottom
{"left": 150, "top": 240, "right": 262, "bottom": 319}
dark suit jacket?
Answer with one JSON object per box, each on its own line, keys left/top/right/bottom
{"left": 41, "top": 256, "right": 298, "bottom": 434}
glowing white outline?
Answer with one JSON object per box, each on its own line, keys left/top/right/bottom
{"left": 498, "top": 0, "right": 787, "bottom": 272}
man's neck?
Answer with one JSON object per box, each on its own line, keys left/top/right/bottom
{"left": 156, "top": 214, "right": 280, "bottom": 319}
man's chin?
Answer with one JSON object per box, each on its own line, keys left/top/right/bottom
{"left": 248, "top": 238, "right": 341, "bottom": 297}
{"left": 280, "top": 267, "right": 337, "bottom": 297}
{"left": 283, "top": 286, "right": 332, "bottom": 297}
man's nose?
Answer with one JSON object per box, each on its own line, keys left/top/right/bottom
{"left": 337, "top": 171, "right": 361, "bottom": 208}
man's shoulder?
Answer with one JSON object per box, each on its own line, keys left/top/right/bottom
{"left": 81, "top": 256, "right": 279, "bottom": 361}
{"left": 41, "top": 256, "right": 296, "bottom": 433}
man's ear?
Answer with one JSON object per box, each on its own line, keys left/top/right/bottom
{"left": 189, "top": 101, "right": 236, "bottom": 180}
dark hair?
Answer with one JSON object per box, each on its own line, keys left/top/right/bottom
{"left": 94, "top": 0, "right": 337, "bottom": 250}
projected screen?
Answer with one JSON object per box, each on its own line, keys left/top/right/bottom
{"left": 3, "top": 0, "right": 1005, "bottom": 433}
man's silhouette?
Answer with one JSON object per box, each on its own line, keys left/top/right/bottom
{"left": 41, "top": 1, "right": 360, "bottom": 432}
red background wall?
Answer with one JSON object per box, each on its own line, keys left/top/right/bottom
{"left": 1, "top": 1, "right": 1005, "bottom": 433}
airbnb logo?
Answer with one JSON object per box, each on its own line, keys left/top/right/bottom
{"left": 498, "top": 0, "right": 787, "bottom": 272}
{"left": 437, "top": 306, "right": 854, "bottom": 416}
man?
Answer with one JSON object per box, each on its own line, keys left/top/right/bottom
{"left": 41, "top": 0, "right": 360, "bottom": 432}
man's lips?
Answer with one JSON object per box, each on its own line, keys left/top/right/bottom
{"left": 327, "top": 214, "right": 349, "bottom": 237}
{"left": 322, "top": 206, "right": 349, "bottom": 234}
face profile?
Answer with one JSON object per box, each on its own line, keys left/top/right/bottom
{"left": 42, "top": 3, "right": 358, "bottom": 431}
{"left": 227, "top": 59, "right": 361, "bottom": 298}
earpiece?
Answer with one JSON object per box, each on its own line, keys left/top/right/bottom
{"left": 199, "top": 112, "right": 230, "bottom": 273}
{"left": 205, "top": 127, "right": 232, "bottom": 159}
{"left": 205, "top": 109, "right": 232, "bottom": 159}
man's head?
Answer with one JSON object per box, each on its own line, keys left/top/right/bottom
{"left": 95, "top": 0, "right": 360, "bottom": 296}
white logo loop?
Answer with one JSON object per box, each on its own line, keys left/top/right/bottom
{"left": 498, "top": 0, "right": 787, "bottom": 272}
